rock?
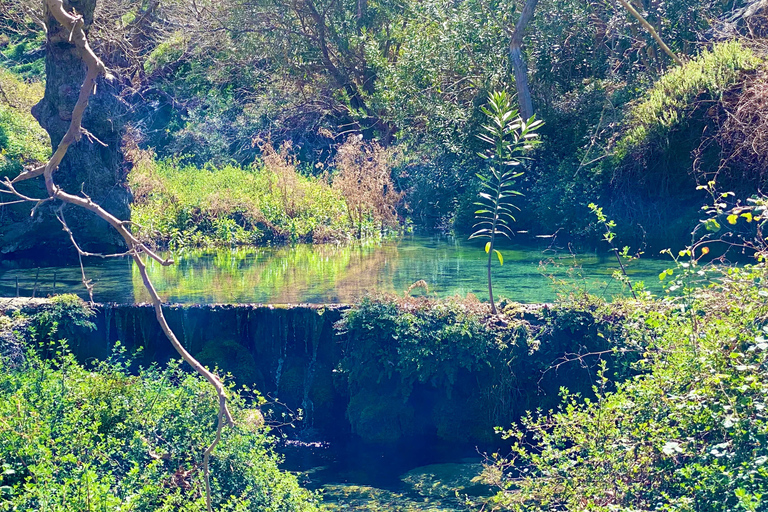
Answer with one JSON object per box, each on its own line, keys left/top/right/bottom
{"left": 709, "top": 0, "right": 768, "bottom": 41}
{"left": 399, "top": 462, "right": 493, "bottom": 499}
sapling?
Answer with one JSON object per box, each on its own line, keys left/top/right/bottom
{"left": 470, "top": 91, "right": 542, "bottom": 314}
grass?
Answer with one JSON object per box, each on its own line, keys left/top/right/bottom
{"left": 128, "top": 146, "right": 383, "bottom": 249}
{"left": 616, "top": 41, "right": 761, "bottom": 158}
{"left": 0, "top": 67, "right": 49, "bottom": 176}
{"left": 0, "top": 31, "right": 45, "bottom": 81}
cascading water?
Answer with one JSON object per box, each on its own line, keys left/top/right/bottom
{"left": 104, "top": 306, "right": 111, "bottom": 345}
{"left": 274, "top": 313, "right": 288, "bottom": 398}
{"left": 301, "top": 311, "right": 323, "bottom": 429}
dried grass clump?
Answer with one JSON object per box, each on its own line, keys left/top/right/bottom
{"left": 258, "top": 139, "right": 304, "bottom": 217}
{"left": 332, "top": 136, "right": 402, "bottom": 235}
{"left": 714, "top": 66, "right": 768, "bottom": 189}
{"left": 125, "top": 146, "right": 168, "bottom": 204}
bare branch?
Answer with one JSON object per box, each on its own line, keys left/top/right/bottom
{"left": 616, "top": 0, "right": 683, "bottom": 66}
{"left": 11, "top": 165, "right": 46, "bottom": 184}
{"left": 13, "top": 3, "right": 238, "bottom": 508}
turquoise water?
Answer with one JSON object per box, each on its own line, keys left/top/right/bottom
{"left": 0, "top": 236, "right": 674, "bottom": 303}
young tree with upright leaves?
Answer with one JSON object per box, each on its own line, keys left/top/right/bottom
{"left": 470, "top": 91, "right": 541, "bottom": 314}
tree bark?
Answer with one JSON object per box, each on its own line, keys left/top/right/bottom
{"left": 3, "top": 0, "right": 130, "bottom": 258}
{"left": 509, "top": 0, "right": 539, "bottom": 120}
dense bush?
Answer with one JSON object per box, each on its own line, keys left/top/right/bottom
{"left": 616, "top": 41, "right": 760, "bottom": 160}
{"left": 336, "top": 295, "right": 638, "bottom": 445}
{"left": 485, "top": 263, "right": 768, "bottom": 511}
{"left": 0, "top": 296, "right": 318, "bottom": 512}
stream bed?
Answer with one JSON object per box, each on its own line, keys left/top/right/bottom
{"left": 280, "top": 440, "right": 493, "bottom": 511}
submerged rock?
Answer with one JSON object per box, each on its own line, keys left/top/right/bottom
{"left": 321, "top": 483, "right": 469, "bottom": 512}
{"left": 400, "top": 462, "right": 492, "bottom": 499}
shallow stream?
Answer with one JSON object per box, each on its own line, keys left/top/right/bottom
{"left": 280, "top": 440, "right": 494, "bottom": 511}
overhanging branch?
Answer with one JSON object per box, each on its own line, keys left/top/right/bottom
{"left": 11, "top": 2, "right": 235, "bottom": 509}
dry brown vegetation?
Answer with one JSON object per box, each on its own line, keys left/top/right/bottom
{"left": 332, "top": 136, "right": 402, "bottom": 236}
{"left": 713, "top": 65, "right": 768, "bottom": 190}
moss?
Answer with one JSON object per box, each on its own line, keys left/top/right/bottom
{"left": 338, "top": 296, "right": 636, "bottom": 445}
{"left": 194, "top": 338, "right": 260, "bottom": 385}
{"left": 143, "top": 31, "right": 188, "bottom": 75}
{"left": 347, "top": 388, "right": 422, "bottom": 443}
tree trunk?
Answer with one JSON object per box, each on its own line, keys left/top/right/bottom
{"left": 3, "top": 0, "right": 130, "bottom": 258}
{"left": 509, "top": 0, "right": 539, "bottom": 120}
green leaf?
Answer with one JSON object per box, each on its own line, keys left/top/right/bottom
{"left": 494, "top": 249, "right": 503, "bottom": 265}
{"left": 705, "top": 219, "right": 721, "bottom": 232}
{"left": 485, "top": 242, "right": 491, "bottom": 253}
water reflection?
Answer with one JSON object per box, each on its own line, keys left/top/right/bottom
{"left": 133, "top": 242, "right": 401, "bottom": 303}
{"left": 1, "top": 236, "right": 674, "bottom": 304}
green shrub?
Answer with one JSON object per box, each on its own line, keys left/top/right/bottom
{"left": 336, "top": 295, "right": 634, "bottom": 444}
{"left": 0, "top": 302, "right": 318, "bottom": 512}
{"left": 486, "top": 264, "right": 768, "bottom": 511}
{"left": 143, "top": 31, "right": 188, "bottom": 75}
{"left": 616, "top": 41, "right": 760, "bottom": 159}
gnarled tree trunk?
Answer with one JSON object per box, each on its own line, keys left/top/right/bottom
{"left": 2, "top": 0, "right": 130, "bottom": 258}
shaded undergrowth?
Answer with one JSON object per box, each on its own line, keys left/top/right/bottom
{"left": 0, "top": 296, "right": 318, "bottom": 512}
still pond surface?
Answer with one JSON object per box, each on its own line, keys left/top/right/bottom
{"left": 0, "top": 236, "right": 674, "bottom": 303}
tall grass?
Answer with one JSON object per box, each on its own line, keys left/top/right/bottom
{"left": 129, "top": 144, "right": 385, "bottom": 249}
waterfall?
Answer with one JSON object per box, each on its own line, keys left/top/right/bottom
{"left": 181, "top": 307, "right": 189, "bottom": 348}
{"left": 104, "top": 305, "right": 112, "bottom": 345}
{"left": 301, "top": 311, "right": 323, "bottom": 429}
{"left": 274, "top": 312, "right": 288, "bottom": 398}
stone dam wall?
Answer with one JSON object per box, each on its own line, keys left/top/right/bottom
{"left": 5, "top": 300, "right": 624, "bottom": 449}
